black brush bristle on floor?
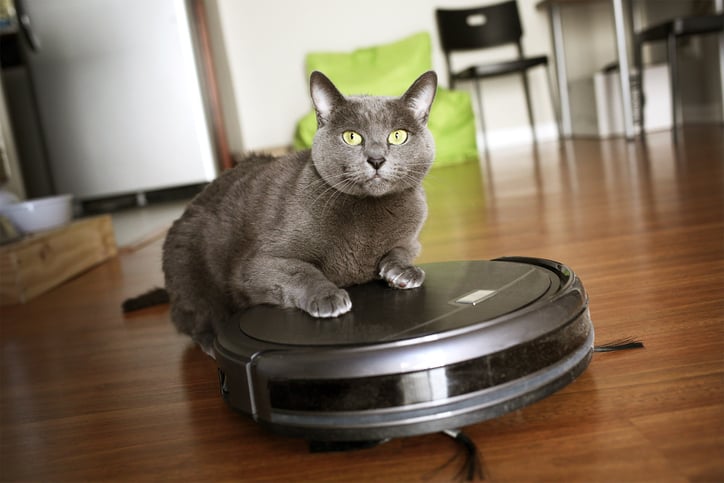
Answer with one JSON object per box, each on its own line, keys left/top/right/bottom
{"left": 594, "top": 338, "right": 645, "bottom": 352}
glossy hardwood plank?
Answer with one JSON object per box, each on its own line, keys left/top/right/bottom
{"left": 1, "top": 127, "right": 722, "bottom": 481}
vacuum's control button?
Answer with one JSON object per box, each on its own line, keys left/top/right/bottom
{"left": 456, "top": 289, "right": 495, "bottom": 305}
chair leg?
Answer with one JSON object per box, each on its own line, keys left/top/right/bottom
{"left": 667, "top": 32, "right": 680, "bottom": 143}
{"left": 473, "top": 78, "right": 489, "bottom": 154}
{"left": 445, "top": 55, "right": 455, "bottom": 90}
{"left": 521, "top": 70, "right": 537, "bottom": 143}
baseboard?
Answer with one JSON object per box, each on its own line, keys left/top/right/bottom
{"left": 476, "top": 122, "right": 559, "bottom": 151}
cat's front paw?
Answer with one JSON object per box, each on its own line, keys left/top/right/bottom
{"left": 304, "top": 288, "right": 352, "bottom": 318}
{"left": 380, "top": 263, "right": 425, "bottom": 289}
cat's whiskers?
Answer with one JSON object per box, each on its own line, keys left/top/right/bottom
{"left": 306, "top": 172, "right": 360, "bottom": 217}
{"left": 311, "top": 185, "right": 346, "bottom": 217}
{"left": 306, "top": 171, "right": 351, "bottom": 202}
{"left": 389, "top": 163, "right": 432, "bottom": 190}
{"left": 306, "top": 155, "right": 434, "bottom": 205}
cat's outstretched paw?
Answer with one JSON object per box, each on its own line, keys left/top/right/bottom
{"left": 380, "top": 263, "right": 425, "bottom": 289}
{"left": 305, "top": 288, "right": 352, "bottom": 318}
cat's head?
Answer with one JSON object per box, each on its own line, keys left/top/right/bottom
{"left": 310, "top": 71, "right": 437, "bottom": 197}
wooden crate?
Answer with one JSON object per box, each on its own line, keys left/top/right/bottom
{"left": 0, "top": 215, "right": 117, "bottom": 305}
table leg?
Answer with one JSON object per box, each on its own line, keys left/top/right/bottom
{"left": 719, "top": 32, "right": 724, "bottom": 122}
{"left": 612, "top": 0, "right": 636, "bottom": 140}
{"left": 718, "top": 0, "right": 724, "bottom": 121}
{"left": 549, "top": 4, "right": 572, "bottom": 137}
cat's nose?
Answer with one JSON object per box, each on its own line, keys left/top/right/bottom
{"left": 367, "top": 157, "right": 386, "bottom": 170}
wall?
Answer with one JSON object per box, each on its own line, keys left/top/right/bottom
{"left": 209, "top": 0, "right": 558, "bottom": 152}
{"left": 206, "top": 0, "right": 722, "bottom": 153}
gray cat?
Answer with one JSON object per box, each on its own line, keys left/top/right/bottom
{"left": 127, "top": 70, "right": 437, "bottom": 356}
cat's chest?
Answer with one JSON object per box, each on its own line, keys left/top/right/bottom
{"left": 326, "top": 198, "right": 416, "bottom": 243}
{"left": 313, "top": 199, "right": 422, "bottom": 285}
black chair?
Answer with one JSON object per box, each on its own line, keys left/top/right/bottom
{"left": 435, "top": 1, "right": 557, "bottom": 151}
{"left": 634, "top": 13, "right": 724, "bottom": 142}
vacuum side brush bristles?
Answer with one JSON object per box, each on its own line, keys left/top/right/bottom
{"left": 594, "top": 338, "right": 645, "bottom": 352}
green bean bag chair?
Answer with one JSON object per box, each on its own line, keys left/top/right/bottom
{"left": 293, "top": 32, "right": 478, "bottom": 168}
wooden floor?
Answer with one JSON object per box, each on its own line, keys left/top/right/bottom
{"left": 2, "top": 126, "right": 722, "bottom": 482}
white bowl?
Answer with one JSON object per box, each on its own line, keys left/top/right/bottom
{"left": 0, "top": 194, "right": 74, "bottom": 234}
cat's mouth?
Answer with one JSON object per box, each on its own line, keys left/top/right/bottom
{"left": 332, "top": 165, "right": 398, "bottom": 197}
{"left": 360, "top": 172, "right": 394, "bottom": 196}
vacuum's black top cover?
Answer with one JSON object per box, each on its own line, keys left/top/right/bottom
{"left": 214, "top": 257, "right": 593, "bottom": 442}
{"left": 239, "top": 259, "right": 555, "bottom": 346}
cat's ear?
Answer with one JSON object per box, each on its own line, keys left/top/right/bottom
{"left": 401, "top": 71, "right": 437, "bottom": 124}
{"left": 310, "top": 71, "right": 345, "bottom": 127}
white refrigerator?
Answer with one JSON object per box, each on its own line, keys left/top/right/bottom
{"left": 16, "top": 0, "right": 217, "bottom": 200}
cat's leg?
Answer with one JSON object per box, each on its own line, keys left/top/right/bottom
{"left": 169, "top": 293, "right": 223, "bottom": 358}
{"left": 378, "top": 246, "right": 425, "bottom": 289}
{"left": 233, "top": 257, "right": 351, "bottom": 318}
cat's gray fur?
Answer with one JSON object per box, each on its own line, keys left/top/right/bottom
{"left": 161, "top": 71, "right": 437, "bottom": 355}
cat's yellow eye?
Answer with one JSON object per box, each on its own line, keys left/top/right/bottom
{"left": 388, "top": 129, "right": 408, "bottom": 145}
{"left": 342, "top": 130, "right": 363, "bottom": 146}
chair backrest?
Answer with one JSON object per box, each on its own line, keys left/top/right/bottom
{"left": 436, "top": 1, "right": 523, "bottom": 53}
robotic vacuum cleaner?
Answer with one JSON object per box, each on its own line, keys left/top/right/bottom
{"left": 214, "top": 257, "right": 593, "bottom": 442}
